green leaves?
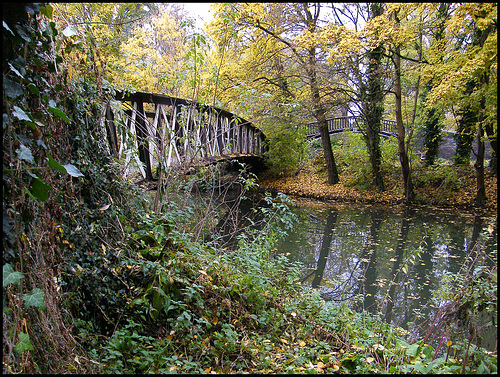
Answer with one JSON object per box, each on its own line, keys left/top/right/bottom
{"left": 12, "top": 106, "right": 31, "bottom": 122}
{"left": 22, "top": 288, "right": 46, "bottom": 310}
{"left": 62, "top": 164, "right": 84, "bottom": 177}
{"left": 40, "top": 4, "right": 53, "bottom": 19}
{"left": 16, "top": 144, "right": 34, "bottom": 164}
{"left": 48, "top": 153, "right": 84, "bottom": 177}
{"left": 15, "top": 333, "right": 34, "bottom": 354}
{"left": 48, "top": 104, "right": 71, "bottom": 123}
{"left": 3, "top": 264, "right": 25, "bottom": 287}
{"left": 29, "top": 177, "right": 52, "bottom": 202}
{"left": 3, "top": 264, "right": 46, "bottom": 310}
{"left": 47, "top": 153, "right": 67, "bottom": 174}
{"left": 61, "top": 25, "right": 78, "bottom": 37}
{"left": 4, "top": 77, "right": 24, "bottom": 98}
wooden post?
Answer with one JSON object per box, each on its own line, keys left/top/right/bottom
{"left": 105, "top": 104, "right": 119, "bottom": 157}
{"left": 135, "top": 101, "right": 154, "bottom": 181}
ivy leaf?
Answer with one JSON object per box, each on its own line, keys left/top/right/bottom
{"left": 15, "top": 332, "right": 34, "bottom": 354}
{"left": 16, "top": 144, "right": 34, "bottom": 164}
{"left": 62, "top": 164, "right": 84, "bottom": 177}
{"left": 3, "top": 263, "right": 25, "bottom": 287}
{"left": 22, "top": 288, "right": 46, "bottom": 310}
{"left": 12, "top": 106, "right": 31, "bottom": 122}
{"left": 4, "top": 77, "right": 24, "bottom": 99}
{"left": 29, "top": 177, "right": 52, "bottom": 202}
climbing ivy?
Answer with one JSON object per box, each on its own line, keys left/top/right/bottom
{"left": 2, "top": 4, "right": 143, "bottom": 373}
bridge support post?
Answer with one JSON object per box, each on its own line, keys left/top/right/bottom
{"left": 135, "top": 101, "right": 154, "bottom": 181}
{"left": 104, "top": 104, "right": 119, "bottom": 157}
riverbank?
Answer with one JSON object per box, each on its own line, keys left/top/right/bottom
{"left": 258, "top": 154, "right": 497, "bottom": 213}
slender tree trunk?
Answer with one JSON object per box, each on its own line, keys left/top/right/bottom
{"left": 469, "top": 11, "right": 492, "bottom": 204}
{"left": 474, "top": 124, "right": 486, "bottom": 207}
{"left": 394, "top": 44, "right": 414, "bottom": 203}
{"left": 455, "top": 82, "right": 476, "bottom": 165}
{"left": 364, "top": 3, "right": 385, "bottom": 191}
{"left": 312, "top": 82, "right": 340, "bottom": 185}
{"left": 303, "top": 5, "right": 339, "bottom": 185}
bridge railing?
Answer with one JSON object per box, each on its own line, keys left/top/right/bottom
{"left": 304, "top": 116, "right": 398, "bottom": 137}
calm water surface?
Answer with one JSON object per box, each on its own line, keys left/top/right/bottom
{"left": 273, "top": 198, "right": 497, "bottom": 350}
{"left": 165, "top": 188, "right": 496, "bottom": 350}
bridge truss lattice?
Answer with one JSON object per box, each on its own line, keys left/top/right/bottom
{"left": 103, "top": 90, "right": 267, "bottom": 180}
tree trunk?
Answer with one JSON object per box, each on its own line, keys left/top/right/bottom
{"left": 360, "top": 3, "right": 385, "bottom": 191}
{"left": 301, "top": 4, "right": 339, "bottom": 185}
{"left": 307, "top": 48, "right": 340, "bottom": 185}
{"left": 454, "top": 82, "right": 476, "bottom": 166}
{"left": 394, "top": 44, "right": 414, "bottom": 203}
{"left": 474, "top": 124, "right": 486, "bottom": 207}
{"left": 364, "top": 3, "right": 385, "bottom": 192}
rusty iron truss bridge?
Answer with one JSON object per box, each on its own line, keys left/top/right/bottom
{"left": 103, "top": 90, "right": 267, "bottom": 181}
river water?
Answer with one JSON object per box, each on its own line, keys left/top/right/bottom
{"left": 163, "top": 185, "right": 496, "bottom": 351}
{"left": 272, "top": 197, "right": 497, "bottom": 351}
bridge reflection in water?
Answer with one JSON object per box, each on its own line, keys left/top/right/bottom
{"left": 103, "top": 90, "right": 267, "bottom": 180}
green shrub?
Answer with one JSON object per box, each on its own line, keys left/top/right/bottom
{"left": 413, "top": 161, "right": 460, "bottom": 191}
{"left": 332, "top": 132, "right": 373, "bottom": 188}
{"left": 263, "top": 120, "right": 307, "bottom": 177}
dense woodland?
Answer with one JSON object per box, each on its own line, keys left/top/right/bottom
{"left": 3, "top": 3, "right": 497, "bottom": 374}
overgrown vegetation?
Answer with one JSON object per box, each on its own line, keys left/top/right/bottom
{"left": 262, "top": 117, "right": 308, "bottom": 177}
{"left": 3, "top": 3, "right": 496, "bottom": 375}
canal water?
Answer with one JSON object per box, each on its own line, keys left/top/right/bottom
{"left": 163, "top": 184, "right": 496, "bottom": 351}
{"left": 272, "top": 197, "right": 497, "bottom": 351}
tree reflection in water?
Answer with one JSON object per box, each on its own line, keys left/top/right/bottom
{"left": 274, "top": 201, "right": 496, "bottom": 351}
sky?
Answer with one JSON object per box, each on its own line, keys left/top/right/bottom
{"left": 173, "top": 3, "right": 214, "bottom": 30}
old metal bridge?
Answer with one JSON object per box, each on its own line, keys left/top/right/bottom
{"left": 304, "top": 116, "right": 397, "bottom": 139}
{"left": 103, "top": 90, "right": 267, "bottom": 181}
{"left": 102, "top": 90, "right": 399, "bottom": 181}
